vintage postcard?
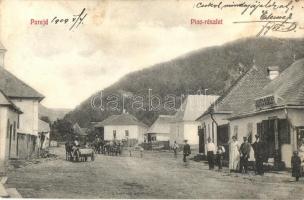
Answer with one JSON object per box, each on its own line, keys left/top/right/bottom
{"left": 0, "top": 0, "right": 304, "bottom": 199}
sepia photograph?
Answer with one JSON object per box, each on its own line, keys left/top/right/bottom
{"left": 0, "top": 0, "right": 304, "bottom": 199}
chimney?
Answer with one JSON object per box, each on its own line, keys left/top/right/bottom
{"left": 267, "top": 66, "right": 280, "bottom": 80}
{"left": 0, "top": 42, "right": 6, "bottom": 68}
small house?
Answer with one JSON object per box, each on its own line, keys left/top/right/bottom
{"left": 0, "top": 42, "right": 44, "bottom": 173}
{"left": 95, "top": 112, "right": 148, "bottom": 146}
{"left": 147, "top": 115, "right": 174, "bottom": 142}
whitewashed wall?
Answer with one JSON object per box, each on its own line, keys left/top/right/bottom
{"left": 229, "top": 109, "right": 303, "bottom": 168}
{"left": 169, "top": 122, "right": 184, "bottom": 145}
{"left": 0, "top": 106, "right": 19, "bottom": 173}
{"left": 104, "top": 125, "right": 147, "bottom": 143}
{"left": 12, "top": 99, "right": 39, "bottom": 136}
{"left": 198, "top": 113, "right": 230, "bottom": 154}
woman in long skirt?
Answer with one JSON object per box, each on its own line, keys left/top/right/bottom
{"left": 229, "top": 136, "right": 240, "bottom": 172}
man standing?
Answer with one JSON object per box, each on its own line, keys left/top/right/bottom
{"left": 239, "top": 136, "right": 251, "bottom": 173}
{"left": 252, "top": 135, "right": 265, "bottom": 175}
{"left": 183, "top": 140, "right": 191, "bottom": 163}
{"left": 206, "top": 137, "right": 216, "bottom": 170}
{"left": 173, "top": 141, "right": 179, "bottom": 158}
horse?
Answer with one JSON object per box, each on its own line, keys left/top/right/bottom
{"left": 65, "top": 142, "right": 74, "bottom": 161}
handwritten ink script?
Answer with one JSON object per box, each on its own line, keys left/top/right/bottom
{"left": 194, "top": 0, "right": 303, "bottom": 36}
{"left": 51, "top": 8, "right": 87, "bottom": 31}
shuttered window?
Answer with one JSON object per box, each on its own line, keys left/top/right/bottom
{"left": 279, "top": 119, "right": 290, "bottom": 144}
{"left": 7, "top": 119, "right": 10, "bottom": 138}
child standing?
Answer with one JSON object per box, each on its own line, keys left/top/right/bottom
{"left": 216, "top": 145, "right": 225, "bottom": 171}
{"left": 291, "top": 151, "right": 301, "bottom": 181}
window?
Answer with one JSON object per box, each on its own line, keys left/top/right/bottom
{"left": 10, "top": 125, "right": 13, "bottom": 140}
{"left": 212, "top": 122, "right": 214, "bottom": 142}
{"left": 125, "top": 130, "right": 129, "bottom": 137}
{"left": 13, "top": 122, "right": 16, "bottom": 140}
{"left": 17, "top": 115, "right": 20, "bottom": 128}
{"left": 113, "top": 130, "right": 116, "bottom": 139}
{"left": 6, "top": 119, "right": 10, "bottom": 138}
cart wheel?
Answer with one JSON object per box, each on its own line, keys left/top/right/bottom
{"left": 91, "top": 152, "right": 95, "bottom": 161}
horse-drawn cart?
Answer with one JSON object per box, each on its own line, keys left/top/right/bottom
{"left": 65, "top": 142, "right": 95, "bottom": 162}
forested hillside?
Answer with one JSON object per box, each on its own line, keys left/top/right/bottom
{"left": 64, "top": 37, "right": 304, "bottom": 127}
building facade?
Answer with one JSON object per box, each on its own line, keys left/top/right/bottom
{"left": 196, "top": 64, "right": 271, "bottom": 157}
{"left": 228, "top": 59, "right": 304, "bottom": 168}
{"left": 170, "top": 95, "right": 219, "bottom": 147}
{"left": 146, "top": 115, "right": 174, "bottom": 142}
{"left": 0, "top": 42, "right": 44, "bottom": 173}
{"left": 95, "top": 112, "right": 148, "bottom": 146}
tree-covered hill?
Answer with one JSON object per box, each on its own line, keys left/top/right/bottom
{"left": 64, "top": 37, "right": 304, "bottom": 127}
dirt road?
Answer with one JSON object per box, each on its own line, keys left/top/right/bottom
{"left": 5, "top": 147, "right": 304, "bottom": 198}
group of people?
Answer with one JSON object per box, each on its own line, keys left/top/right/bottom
{"left": 206, "top": 137, "right": 226, "bottom": 170}
{"left": 228, "top": 134, "right": 266, "bottom": 175}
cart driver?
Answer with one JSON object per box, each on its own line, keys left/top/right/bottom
{"left": 72, "top": 136, "right": 80, "bottom": 156}
{"left": 74, "top": 136, "right": 80, "bottom": 147}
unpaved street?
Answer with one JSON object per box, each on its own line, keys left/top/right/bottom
{"left": 5, "top": 147, "right": 304, "bottom": 199}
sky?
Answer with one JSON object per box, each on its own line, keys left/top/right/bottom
{"left": 0, "top": 0, "right": 303, "bottom": 109}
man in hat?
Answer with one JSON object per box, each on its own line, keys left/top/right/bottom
{"left": 252, "top": 134, "right": 265, "bottom": 175}
{"left": 239, "top": 136, "right": 251, "bottom": 173}
{"left": 183, "top": 140, "right": 191, "bottom": 163}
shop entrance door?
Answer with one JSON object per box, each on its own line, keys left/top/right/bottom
{"left": 198, "top": 127, "right": 205, "bottom": 153}
{"left": 217, "top": 124, "right": 229, "bottom": 161}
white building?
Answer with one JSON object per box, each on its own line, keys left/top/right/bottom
{"left": 196, "top": 64, "right": 270, "bottom": 156}
{"left": 0, "top": 90, "right": 22, "bottom": 173}
{"left": 170, "top": 95, "right": 219, "bottom": 147}
{"left": 0, "top": 42, "right": 44, "bottom": 173}
{"left": 146, "top": 115, "right": 174, "bottom": 142}
{"left": 95, "top": 112, "right": 148, "bottom": 146}
{"left": 228, "top": 59, "right": 304, "bottom": 168}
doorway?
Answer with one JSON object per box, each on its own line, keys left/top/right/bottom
{"left": 198, "top": 127, "right": 205, "bottom": 153}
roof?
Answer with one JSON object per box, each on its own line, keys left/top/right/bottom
{"left": 173, "top": 95, "right": 219, "bottom": 122}
{"left": 38, "top": 119, "right": 50, "bottom": 132}
{"left": 0, "top": 90, "right": 22, "bottom": 114}
{"left": 0, "top": 67, "right": 44, "bottom": 100}
{"left": 73, "top": 123, "right": 88, "bottom": 136}
{"left": 257, "top": 59, "right": 304, "bottom": 107}
{"left": 197, "top": 64, "right": 271, "bottom": 120}
{"left": 229, "top": 59, "right": 304, "bottom": 119}
{"left": 95, "top": 112, "right": 148, "bottom": 127}
{"left": 147, "top": 115, "right": 174, "bottom": 134}
{"left": 267, "top": 66, "right": 280, "bottom": 71}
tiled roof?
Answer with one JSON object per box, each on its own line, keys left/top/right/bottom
{"left": 0, "top": 67, "right": 44, "bottom": 100}
{"left": 147, "top": 115, "right": 174, "bottom": 134}
{"left": 95, "top": 113, "right": 147, "bottom": 127}
{"left": 258, "top": 58, "right": 304, "bottom": 107}
{"left": 198, "top": 64, "right": 270, "bottom": 121}
{"left": 73, "top": 123, "right": 88, "bottom": 136}
{"left": 0, "top": 90, "right": 22, "bottom": 113}
{"left": 174, "top": 95, "right": 219, "bottom": 122}
{"left": 217, "top": 64, "right": 270, "bottom": 116}
{"left": 228, "top": 59, "right": 304, "bottom": 119}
